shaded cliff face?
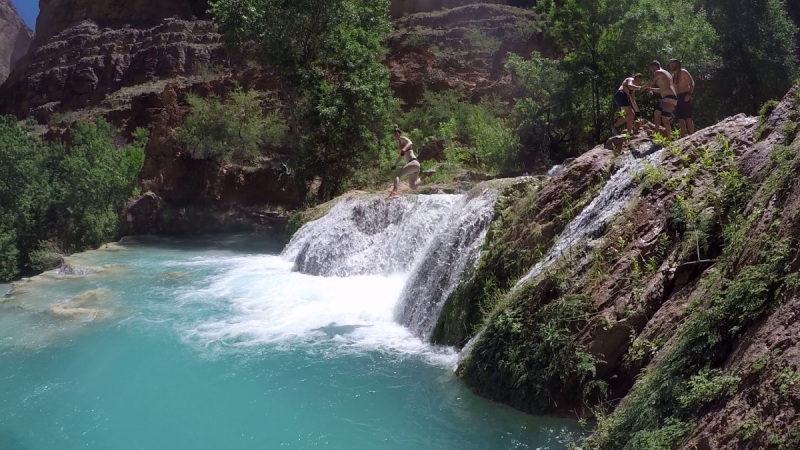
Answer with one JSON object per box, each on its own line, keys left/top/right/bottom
{"left": 34, "top": 0, "right": 209, "bottom": 47}
{"left": 387, "top": 4, "right": 543, "bottom": 107}
{"left": 0, "top": 0, "right": 222, "bottom": 119}
{"left": 0, "top": 0, "right": 33, "bottom": 84}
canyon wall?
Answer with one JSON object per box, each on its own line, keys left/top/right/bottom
{"left": 0, "top": 0, "right": 223, "bottom": 119}
{"left": 0, "top": 0, "right": 33, "bottom": 84}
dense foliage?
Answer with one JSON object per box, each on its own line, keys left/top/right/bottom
{"left": 210, "top": 0, "right": 394, "bottom": 200}
{"left": 407, "top": 0, "right": 798, "bottom": 166}
{"left": 177, "top": 90, "right": 287, "bottom": 162}
{"left": 0, "top": 117, "right": 145, "bottom": 280}
{"left": 507, "top": 0, "right": 719, "bottom": 160}
{"left": 398, "top": 90, "right": 520, "bottom": 174}
{"left": 701, "top": 0, "right": 798, "bottom": 116}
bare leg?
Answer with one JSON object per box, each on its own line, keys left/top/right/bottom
{"left": 394, "top": 161, "right": 421, "bottom": 193}
{"left": 662, "top": 116, "right": 672, "bottom": 140}
{"left": 687, "top": 119, "right": 695, "bottom": 135}
{"left": 679, "top": 120, "right": 687, "bottom": 138}
{"left": 615, "top": 107, "right": 633, "bottom": 135}
{"left": 409, "top": 171, "right": 419, "bottom": 190}
{"left": 625, "top": 108, "right": 634, "bottom": 135}
{"left": 653, "top": 110, "right": 663, "bottom": 136}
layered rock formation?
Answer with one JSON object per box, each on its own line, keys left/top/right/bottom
{"left": 387, "top": 3, "right": 543, "bottom": 106}
{"left": 0, "top": 0, "right": 224, "bottom": 119}
{"left": 0, "top": 0, "right": 33, "bottom": 84}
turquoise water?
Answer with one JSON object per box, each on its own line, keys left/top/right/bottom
{"left": 0, "top": 236, "right": 584, "bottom": 449}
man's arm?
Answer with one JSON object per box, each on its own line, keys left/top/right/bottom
{"left": 687, "top": 70, "right": 696, "bottom": 94}
{"left": 642, "top": 73, "right": 662, "bottom": 92}
{"left": 624, "top": 79, "right": 642, "bottom": 91}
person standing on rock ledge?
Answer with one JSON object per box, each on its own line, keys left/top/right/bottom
{"left": 669, "top": 59, "right": 696, "bottom": 138}
{"left": 388, "top": 127, "right": 421, "bottom": 199}
{"left": 611, "top": 73, "right": 644, "bottom": 137}
{"left": 642, "top": 60, "right": 678, "bottom": 140}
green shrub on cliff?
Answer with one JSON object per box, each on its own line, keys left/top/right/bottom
{"left": 458, "top": 269, "right": 598, "bottom": 415}
{"left": 0, "top": 116, "right": 146, "bottom": 281}
{"left": 398, "top": 90, "right": 520, "bottom": 173}
{"left": 211, "top": 0, "right": 394, "bottom": 201}
{"left": 178, "top": 90, "right": 287, "bottom": 162}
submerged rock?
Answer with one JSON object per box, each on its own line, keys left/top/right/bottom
{"left": 49, "top": 289, "right": 115, "bottom": 321}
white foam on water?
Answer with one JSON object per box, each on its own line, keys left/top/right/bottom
{"left": 175, "top": 255, "right": 458, "bottom": 367}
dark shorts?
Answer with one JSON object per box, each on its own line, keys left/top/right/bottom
{"left": 613, "top": 90, "right": 630, "bottom": 108}
{"left": 675, "top": 92, "right": 693, "bottom": 120}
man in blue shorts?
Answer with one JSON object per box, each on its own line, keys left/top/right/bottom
{"left": 611, "top": 73, "right": 644, "bottom": 136}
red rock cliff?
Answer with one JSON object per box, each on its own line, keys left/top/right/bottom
{"left": 0, "top": 0, "right": 33, "bottom": 84}
{"left": 0, "top": 0, "right": 224, "bottom": 119}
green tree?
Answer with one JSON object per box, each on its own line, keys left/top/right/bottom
{"left": 0, "top": 117, "right": 50, "bottom": 279}
{"left": 47, "top": 120, "right": 147, "bottom": 250}
{"left": 210, "top": 0, "right": 394, "bottom": 200}
{"left": 529, "top": 0, "right": 717, "bottom": 153}
{"left": 700, "top": 0, "right": 797, "bottom": 116}
{"left": 0, "top": 117, "right": 146, "bottom": 280}
{"left": 177, "top": 89, "right": 286, "bottom": 162}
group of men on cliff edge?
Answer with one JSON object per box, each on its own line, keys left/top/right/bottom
{"left": 611, "top": 59, "right": 696, "bottom": 140}
{"left": 387, "top": 59, "right": 697, "bottom": 199}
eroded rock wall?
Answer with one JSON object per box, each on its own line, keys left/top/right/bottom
{"left": 0, "top": 0, "right": 223, "bottom": 119}
{"left": 387, "top": 4, "right": 543, "bottom": 107}
{"left": 0, "top": 0, "right": 33, "bottom": 84}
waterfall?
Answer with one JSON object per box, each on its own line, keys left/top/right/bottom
{"left": 514, "top": 147, "right": 665, "bottom": 289}
{"left": 283, "top": 190, "right": 499, "bottom": 341}
{"left": 546, "top": 164, "right": 565, "bottom": 178}
{"left": 283, "top": 195, "right": 461, "bottom": 277}
{"left": 395, "top": 189, "right": 498, "bottom": 340}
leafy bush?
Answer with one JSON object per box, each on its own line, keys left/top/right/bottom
{"left": 177, "top": 89, "right": 285, "bottom": 162}
{"left": 398, "top": 89, "right": 519, "bottom": 174}
{"left": 759, "top": 100, "right": 780, "bottom": 120}
{"left": 0, "top": 116, "right": 146, "bottom": 280}
{"left": 212, "top": 0, "right": 394, "bottom": 201}
{"left": 464, "top": 28, "right": 502, "bottom": 53}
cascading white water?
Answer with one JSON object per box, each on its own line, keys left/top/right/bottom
{"left": 395, "top": 190, "right": 499, "bottom": 340}
{"left": 547, "top": 164, "right": 565, "bottom": 178}
{"left": 283, "top": 195, "right": 460, "bottom": 277}
{"left": 283, "top": 191, "right": 500, "bottom": 341}
{"left": 514, "top": 147, "right": 665, "bottom": 289}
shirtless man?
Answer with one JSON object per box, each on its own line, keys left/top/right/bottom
{"left": 641, "top": 60, "right": 678, "bottom": 140}
{"left": 669, "top": 59, "right": 696, "bottom": 137}
{"left": 611, "top": 73, "right": 644, "bottom": 136}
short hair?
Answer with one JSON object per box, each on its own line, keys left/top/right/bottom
{"left": 650, "top": 60, "right": 661, "bottom": 69}
{"left": 632, "top": 73, "right": 643, "bottom": 79}
{"left": 393, "top": 125, "right": 402, "bottom": 135}
{"left": 668, "top": 58, "right": 681, "bottom": 68}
